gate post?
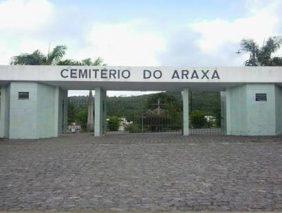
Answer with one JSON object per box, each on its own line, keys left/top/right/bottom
{"left": 63, "top": 90, "right": 68, "bottom": 133}
{"left": 94, "top": 87, "right": 106, "bottom": 136}
{"left": 182, "top": 88, "right": 190, "bottom": 136}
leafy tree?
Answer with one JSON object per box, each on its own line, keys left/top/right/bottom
{"left": 11, "top": 45, "right": 67, "bottom": 65}
{"left": 240, "top": 37, "right": 282, "bottom": 66}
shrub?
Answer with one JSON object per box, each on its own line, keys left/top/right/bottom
{"left": 107, "top": 116, "right": 121, "bottom": 131}
{"left": 76, "top": 109, "right": 87, "bottom": 130}
{"left": 190, "top": 110, "right": 207, "bottom": 128}
{"left": 124, "top": 123, "right": 142, "bottom": 133}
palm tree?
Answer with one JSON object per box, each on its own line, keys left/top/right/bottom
{"left": 11, "top": 45, "right": 67, "bottom": 65}
{"left": 240, "top": 37, "right": 282, "bottom": 66}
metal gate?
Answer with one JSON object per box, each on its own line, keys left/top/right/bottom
{"left": 106, "top": 92, "right": 182, "bottom": 133}
{"left": 106, "top": 91, "right": 223, "bottom": 135}
{"left": 189, "top": 91, "right": 223, "bottom": 135}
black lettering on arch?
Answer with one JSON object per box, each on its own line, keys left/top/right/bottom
{"left": 191, "top": 70, "right": 199, "bottom": 79}
{"left": 201, "top": 70, "right": 209, "bottom": 79}
{"left": 181, "top": 70, "right": 189, "bottom": 79}
{"left": 172, "top": 70, "right": 180, "bottom": 79}
{"left": 78, "top": 69, "right": 88, "bottom": 78}
{"left": 121, "top": 70, "right": 130, "bottom": 79}
{"left": 70, "top": 69, "right": 77, "bottom": 78}
{"left": 60, "top": 69, "right": 69, "bottom": 78}
{"left": 109, "top": 69, "right": 117, "bottom": 79}
{"left": 153, "top": 70, "right": 162, "bottom": 79}
{"left": 211, "top": 70, "right": 220, "bottom": 79}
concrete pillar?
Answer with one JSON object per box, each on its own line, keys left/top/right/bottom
{"left": 94, "top": 87, "right": 106, "bottom": 136}
{"left": 54, "top": 86, "right": 59, "bottom": 137}
{"left": 0, "top": 86, "right": 9, "bottom": 138}
{"left": 220, "top": 91, "right": 226, "bottom": 134}
{"left": 275, "top": 85, "right": 282, "bottom": 135}
{"left": 225, "top": 89, "right": 231, "bottom": 135}
{"left": 87, "top": 90, "right": 94, "bottom": 131}
{"left": 103, "top": 91, "right": 107, "bottom": 132}
{"left": 182, "top": 88, "right": 189, "bottom": 136}
{"left": 63, "top": 90, "right": 68, "bottom": 133}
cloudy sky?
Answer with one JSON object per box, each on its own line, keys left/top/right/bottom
{"left": 0, "top": 0, "right": 281, "bottom": 96}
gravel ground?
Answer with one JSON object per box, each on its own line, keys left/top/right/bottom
{"left": 0, "top": 133, "right": 282, "bottom": 211}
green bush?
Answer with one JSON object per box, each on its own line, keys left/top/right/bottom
{"left": 190, "top": 110, "right": 207, "bottom": 128}
{"left": 107, "top": 116, "right": 121, "bottom": 131}
{"left": 124, "top": 123, "right": 142, "bottom": 133}
{"left": 76, "top": 109, "right": 87, "bottom": 130}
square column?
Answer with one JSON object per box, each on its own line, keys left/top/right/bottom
{"left": 94, "top": 87, "right": 106, "bottom": 136}
{"left": 0, "top": 86, "right": 9, "bottom": 138}
{"left": 62, "top": 90, "right": 68, "bottom": 133}
{"left": 182, "top": 88, "right": 189, "bottom": 136}
{"left": 220, "top": 91, "right": 226, "bottom": 134}
{"left": 54, "top": 87, "right": 59, "bottom": 137}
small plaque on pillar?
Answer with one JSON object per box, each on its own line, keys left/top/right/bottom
{"left": 255, "top": 93, "right": 267, "bottom": 101}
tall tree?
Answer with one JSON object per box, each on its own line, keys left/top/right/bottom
{"left": 10, "top": 45, "right": 67, "bottom": 65}
{"left": 240, "top": 37, "right": 282, "bottom": 66}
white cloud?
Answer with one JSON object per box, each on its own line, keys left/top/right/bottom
{"left": 0, "top": 0, "right": 55, "bottom": 64}
{"left": 0, "top": 38, "right": 15, "bottom": 64}
{"left": 190, "top": 0, "right": 281, "bottom": 55}
{"left": 160, "top": 0, "right": 282, "bottom": 66}
{"left": 0, "top": 0, "right": 54, "bottom": 32}
{"left": 73, "top": 20, "right": 166, "bottom": 66}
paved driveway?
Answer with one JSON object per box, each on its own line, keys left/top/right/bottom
{"left": 0, "top": 133, "right": 282, "bottom": 211}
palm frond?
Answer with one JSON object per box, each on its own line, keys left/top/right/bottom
{"left": 93, "top": 57, "right": 103, "bottom": 66}
{"left": 46, "top": 45, "right": 67, "bottom": 65}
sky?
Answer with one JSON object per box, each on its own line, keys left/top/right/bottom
{"left": 0, "top": 0, "right": 281, "bottom": 96}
